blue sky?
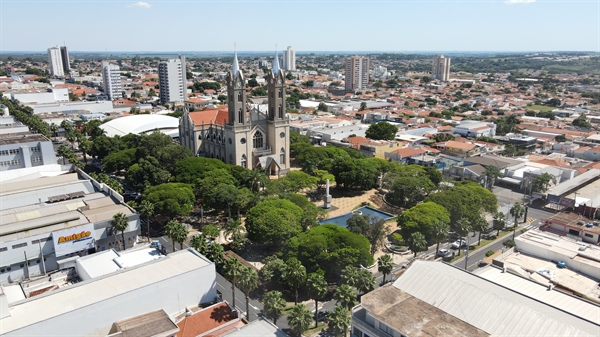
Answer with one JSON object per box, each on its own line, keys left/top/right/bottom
{"left": 1, "top": 0, "right": 598, "bottom": 52}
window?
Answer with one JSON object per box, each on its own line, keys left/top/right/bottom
{"left": 278, "top": 90, "right": 282, "bottom": 98}
{"left": 0, "top": 161, "right": 9, "bottom": 166}
{"left": 30, "top": 146, "right": 40, "bottom": 152}
{"left": 584, "top": 233, "right": 593, "bottom": 238}
{"left": 237, "top": 91, "right": 242, "bottom": 102}
{"left": 12, "top": 242, "right": 27, "bottom": 249}
{"left": 0, "top": 247, "right": 7, "bottom": 252}
{"left": 9, "top": 149, "right": 20, "bottom": 155}
{"left": 278, "top": 105, "right": 283, "bottom": 119}
{"left": 0, "top": 150, "right": 8, "bottom": 156}
{"left": 32, "top": 157, "right": 42, "bottom": 163}
{"left": 568, "top": 229, "right": 580, "bottom": 236}
{"left": 238, "top": 108, "right": 243, "bottom": 123}
{"left": 253, "top": 132, "right": 263, "bottom": 149}
{"left": 280, "top": 148, "right": 285, "bottom": 164}
{"left": 10, "top": 159, "right": 21, "bottom": 166}
{"left": 379, "top": 322, "right": 394, "bottom": 335}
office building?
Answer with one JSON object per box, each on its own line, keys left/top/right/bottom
{"left": 158, "top": 55, "right": 186, "bottom": 104}
{"left": 0, "top": 133, "right": 57, "bottom": 171}
{"left": 283, "top": 46, "right": 296, "bottom": 71}
{"left": 432, "top": 55, "right": 451, "bottom": 81}
{"left": 60, "top": 46, "right": 70, "bottom": 73}
{"left": 345, "top": 56, "right": 370, "bottom": 91}
{"left": 101, "top": 61, "right": 123, "bottom": 100}
{"left": 47, "top": 47, "right": 64, "bottom": 77}
{"left": 179, "top": 51, "right": 290, "bottom": 176}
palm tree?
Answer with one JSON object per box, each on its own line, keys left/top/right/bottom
{"left": 263, "top": 291, "right": 286, "bottom": 325}
{"left": 110, "top": 212, "right": 129, "bottom": 251}
{"left": 377, "top": 255, "right": 394, "bottom": 284}
{"left": 50, "top": 123, "right": 58, "bottom": 141}
{"left": 287, "top": 304, "right": 312, "bottom": 337}
{"left": 340, "top": 265, "right": 360, "bottom": 288}
{"left": 223, "top": 258, "right": 242, "bottom": 312}
{"left": 306, "top": 273, "right": 328, "bottom": 328}
{"left": 406, "top": 232, "right": 426, "bottom": 257}
{"left": 165, "top": 220, "right": 187, "bottom": 251}
{"left": 431, "top": 221, "right": 450, "bottom": 259}
{"left": 285, "top": 258, "right": 307, "bottom": 305}
{"left": 204, "top": 242, "right": 225, "bottom": 265}
{"left": 244, "top": 169, "right": 267, "bottom": 193}
{"left": 333, "top": 284, "right": 356, "bottom": 310}
{"left": 493, "top": 212, "right": 507, "bottom": 236}
{"left": 355, "top": 270, "right": 375, "bottom": 296}
{"left": 138, "top": 200, "right": 154, "bottom": 242}
{"left": 510, "top": 203, "right": 525, "bottom": 240}
{"left": 237, "top": 266, "right": 258, "bottom": 321}
{"left": 483, "top": 166, "right": 502, "bottom": 190}
{"left": 327, "top": 306, "right": 351, "bottom": 337}
{"left": 190, "top": 234, "right": 209, "bottom": 255}
{"left": 454, "top": 218, "right": 472, "bottom": 256}
{"left": 473, "top": 217, "right": 489, "bottom": 246}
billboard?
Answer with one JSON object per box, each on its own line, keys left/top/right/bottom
{"left": 52, "top": 224, "right": 95, "bottom": 257}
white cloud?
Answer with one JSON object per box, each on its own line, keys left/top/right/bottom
{"left": 505, "top": 0, "right": 536, "bottom": 4}
{"left": 128, "top": 2, "right": 152, "bottom": 8}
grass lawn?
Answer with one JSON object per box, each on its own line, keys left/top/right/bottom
{"left": 304, "top": 322, "right": 328, "bottom": 336}
{"left": 446, "top": 229, "right": 514, "bottom": 263}
{"left": 528, "top": 104, "right": 555, "bottom": 113}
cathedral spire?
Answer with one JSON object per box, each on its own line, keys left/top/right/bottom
{"left": 272, "top": 48, "right": 280, "bottom": 76}
{"left": 232, "top": 44, "right": 240, "bottom": 77}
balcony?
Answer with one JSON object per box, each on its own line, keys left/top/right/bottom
{"left": 351, "top": 307, "right": 393, "bottom": 337}
{"left": 252, "top": 146, "right": 272, "bottom": 156}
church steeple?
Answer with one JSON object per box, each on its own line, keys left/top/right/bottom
{"left": 227, "top": 48, "right": 246, "bottom": 126}
{"left": 267, "top": 47, "right": 285, "bottom": 121}
{"left": 272, "top": 49, "right": 280, "bottom": 76}
{"left": 232, "top": 50, "right": 240, "bottom": 77}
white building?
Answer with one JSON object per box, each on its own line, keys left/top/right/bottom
{"left": 453, "top": 120, "right": 496, "bottom": 138}
{"left": 47, "top": 47, "right": 64, "bottom": 77}
{"left": 283, "top": 46, "right": 296, "bottom": 71}
{"left": 101, "top": 61, "right": 123, "bottom": 101}
{"left": 0, "top": 134, "right": 57, "bottom": 171}
{"left": 158, "top": 55, "right": 186, "bottom": 104}
{"left": 345, "top": 56, "right": 370, "bottom": 91}
{"left": 12, "top": 88, "right": 69, "bottom": 105}
{"left": 432, "top": 55, "right": 451, "bottom": 82}
{"left": 100, "top": 114, "right": 180, "bottom": 138}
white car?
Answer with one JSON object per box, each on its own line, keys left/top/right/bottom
{"left": 437, "top": 249, "right": 451, "bottom": 257}
{"left": 451, "top": 239, "right": 468, "bottom": 249}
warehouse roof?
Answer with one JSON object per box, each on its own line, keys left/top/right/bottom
{"left": 100, "top": 114, "right": 179, "bottom": 137}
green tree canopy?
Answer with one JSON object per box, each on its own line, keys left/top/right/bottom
{"left": 245, "top": 199, "right": 304, "bottom": 246}
{"left": 365, "top": 121, "right": 398, "bottom": 141}
{"left": 425, "top": 182, "right": 497, "bottom": 227}
{"left": 398, "top": 202, "right": 450, "bottom": 239}
{"left": 143, "top": 183, "right": 194, "bottom": 217}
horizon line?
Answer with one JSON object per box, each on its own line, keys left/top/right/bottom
{"left": 1, "top": 50, "right": 598, "bottom": 54}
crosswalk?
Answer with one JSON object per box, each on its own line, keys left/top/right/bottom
{"left": 523, "top": 217, "right": 537, "bottom": 230}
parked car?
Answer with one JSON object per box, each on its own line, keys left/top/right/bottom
{"left": 437, "top": 249, "right": 451, "bottom": 257}
{"left": 451, "top": 239, "right": 468, "bottom": 249}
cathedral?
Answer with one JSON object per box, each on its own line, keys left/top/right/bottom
{"left": 179, "top": 51, "right": 290, "bottom": 176}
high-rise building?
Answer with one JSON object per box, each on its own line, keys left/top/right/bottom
{"left": 432, "top": 55, "right": 451, "bottom": 81}
{"left": 158, "top": 55, "right": 186, "bottom": 104}
{"left": 101, "top": 61, "right": 123, "bottom": 101}
{"left": 47, "top": 47, "right": 64, "bottom": 77}
{"left": 345, "top": 56, "right": 370, "bottom": 91}
{"left": 60, "top": 46, "right": 70, "bottom": 73}
{"left": 282, "top": 46, "right": 296, "bottom": 71}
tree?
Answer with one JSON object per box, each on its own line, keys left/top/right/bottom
{"left": 328, "top": 306, "right": 351, "bottom": 337}
{"left": 454, "top": 218, "right": 472, "bottom": 256}
{"left": 555, "top": 134, "right": 567, "bottom": 143}
{"left": 138, "top": 200, "right": 154, "bottom": 241}
{"left": 224, "top": 219, "right": 246, "bottom": 252}
{"left": 331, "top": 157, "right": 378, "bottom": 190}
{"left": 285, "top": 258, "right": 307, "bottom": 305}
{"left": 346, "top": 214, "right": 370, "bottom": 236}
{"left": 172, "top": 157, "right": 229, "bottom": 184}
{"left": 237, "top": 266, "right": 258, "bottom": 321}
{"left": 431, "top": 221, "right": 450, "bottom": 259}
{"left": 386, "top": 176, "right": 434, "bottom": 209}
{"left": 509, "top": 203, "right": 524, "bottom": 240}
{"left": 359, "top": 102, "right": 367, "bottom": 111}
{"left": 377, "top": 255, "right": 394, "bottom": 284}
{"left": 317, "top": 102, "right": 328, "bottom": 112}
{"left": 204, "top": 242, "right": 225, "bottom": 265}
{"left": 223, "top": 258, "right": 242, "bottom": 312}
{"left": 263, "top": 291, "right": 286, "bottom": 325}
{"left": 50, "top": 123, "right": 58, "bottom": 141}
{"left": 425, "top": 182, "right": 497, "bottom": 227}
{"left": 245, "top": 199, "right": 304, "bottom": 246}
{"left": 143, "top": 183, "right": 194, "bottom": 217}
{"left": 472, "top": 217, "right": 489, "bottom": 246}
{"left": 287, "top": 304, "right": 313, "bottom": 337}
{"left": 483, "top": 166, "right": 502, "bottom": 190}
{"left": 279, "top": 170, "right": 318, "bottom": 193}
{"left": 365, "top": 121, "right": 397, "bottom": 141}
{"left": 365, "top": 217, "right": 387, "bottom": 256}
{"left": 333, "top": 284, "right": 356, "bottom": 310}
{"left": 125, "top": 156, "right": 170, "bottom": 192}
{"left": 165, "top": 220, "right": 187, "bottom": 251}
{"left": 110, "top": 212, "right": 129, "bottom": 251}
{"left": 202, "top": 224, "right": 220, "bottom": 240}
{"left": 406, "top": 232, "right": 426, "bottom": 257}
{"left": 493, "top": 212, "right": 507, "bottom": 236}
{"left": 532, "top": 172, "right": 557, "bottom": 193}
{"left": 398, "top": 202, "right": 450, "bottom": 240}
{"left": 102, "top": 148, "right": 137, "bottom": 173}
{"left": 355, "top": 270, "right": 375, "bottom": 296}
{"left": 190, "top": 234, "right": 209, "bottom": 256}
{"left": 306, "top": 273, "right": 328, "bottom": 328}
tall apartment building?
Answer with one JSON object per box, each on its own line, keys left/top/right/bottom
{"left": 158, "top": 55, "right": 186, "bottom": 104}
{"left": 60, "top": 46, "right": 70, "bottom": 73}
{"left": 432, "top": 54, "right": 451, "bottom": 81}
{"left": 283, "top": 46, "right": 296, "bottom": 71}
{"left": 345, "top": 56, "right": 370, "bottom": 91}
{"left": 101, "top": 61, "right": 123, "bottom": 100}
{"left": 47, "top": 47, "right": 65, "bottom": 77}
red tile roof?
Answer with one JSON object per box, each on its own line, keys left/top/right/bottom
{"left": 176, "top": 303, "right": 237, "bottom": 337}
{"left": 388, "top": 147, "right": 427, "bottom": 158}
{"left": 189, "top": 107, "right": 228, "bottom": 126}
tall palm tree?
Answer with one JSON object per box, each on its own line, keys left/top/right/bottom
{"left": 510, "top": 203, "right": 525, "bottom": 240}
{"left": 237, "top": 266, "right": 258, "bottom": 321}
{"left": 333, "top": 284, "right": 356, "bottom": 310}
{"left": 223, "top": 258, "right": 242, "bottom": 312}
{"left": 285, "top": 259, "right": 307, "bottom": 305}
{"left": 483, "top": 166, "right": 502, "bottom": 190}
{"left": 50, "top": 123, "right": 58, "bottom": 141}
{"left": 205, "top": 242, "right": 225, "bottom": 265}
{"left": 287, "top": 304, "right": 312, "bottom": 337}
{"left": 165, "top": 220, "right": 187, "bottom": 251}
{"left": 263, "top": 291, "right": 286, "bottom": 325}
{"left": 328, "top": 306, "right": 351, "bottom": 337}
{"left": 431, "top": 221, "right": 450, "bottom": 259}
{"left": 454, "top": 218, "right": 472, "bottom": 256}
{"left": 306, "top": 273, "right": 328, "bottom": 328}
{"left": 355, "top": 270, "right": 375, "bottom": 296}
{"left": 493, "top": 212, "right": 507, "bottom": 236}
{"left": 138, "top": 200, "right": 154, "bottom": 242}
{"left": 406, "top": 232, "right": 426, "bottom": 257}
{"left": 110, "top": 212, "right": 129, "bottom": 251}
{"left": 377, "top": 255, "right": 394, "bottom": 284}
{"left": 340, "top": 265, "right": 360, "bottom": 288}
{"left": 190, "top": 234, "right": 209, "bottom": 255}
{"left": 473, "top": 217, "right": 489, "bottom": 246}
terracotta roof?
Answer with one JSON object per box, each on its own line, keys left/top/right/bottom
{"left": 445, "top": 140, "right": 476, "bottom": 150}
{"left": 346, "top": 136, "right": 370, "bottom": 145}
{"left": 176, "top": 303, "right": 236, "bottom": 337}
{"left": 189, "top": 108, "right": 228, "bottom": 126}
{"left": 388, "top": 147, "right": 427, "bottom": 158}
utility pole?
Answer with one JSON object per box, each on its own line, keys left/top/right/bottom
{"left": 464, "top": 235, "right": 470, "bottom": 270}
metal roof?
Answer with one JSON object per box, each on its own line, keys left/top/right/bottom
{"left": 393, "top": 261, "right": 600, "bottom": 337}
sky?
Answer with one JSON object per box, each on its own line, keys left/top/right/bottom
{"left": 1, "top": 0, "right": 599, "bottom": 53}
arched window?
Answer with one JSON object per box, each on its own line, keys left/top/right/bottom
{"left": 280, "top": 147, "right": 285, "bottom": 165}
{"left": 253, "top": 132, "right": 263, "bottom": 149}
{"left": 241, "top": 154, "right": 247, "bottom": 168}
{"left": 237, "top": 91, "right": 242, "bottom": 102}
{"left": 229, "top": 154, "right": 233, "bottom": 164}
{"left": 238, "top": 108, "right": 243, "bottom": 123}
{"left": 278, "top": 105, "right": 283, "bottom": 119}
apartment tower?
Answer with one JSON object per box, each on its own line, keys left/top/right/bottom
{"left": 158, "top": 55, "right": 186, "bottom": 104}
{"left": 101, "top": 61, "right": 123, "bottom": 100}
{"left": 47, "top": 47, "right": 64, "bottom": 77}
{"left": 60, "top": 46, "right": 70, "bottom": 73}
{"left": 282, "top": 46, "right": 296, "bottom": 71}
{"left": 432, "top": 55, "right": 451, "bottom": 81}
{"left": 345, "top": 56, "right": 370, "bottom": 91}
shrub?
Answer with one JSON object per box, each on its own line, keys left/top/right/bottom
{"left": 485, "top": 250, "right": 495, "bottom": 257}
{"left": 502, "top": 239, "right": 515, "bottom": 248}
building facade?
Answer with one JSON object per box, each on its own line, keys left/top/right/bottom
{"left": 60, "top": 46, "right": 70, "bottom": 73}
{"left": 101, "top": 61, "right": 123, "bottom": 101}
{"left": 0, "top": 134, "right": 57, "bottom": 171}
{"left": 158, "top": 55, "right": 186, "bottom": 104}
{"left": 47, "top": 47, "right": 64, "bottom": 77}
{"left": 179, "top": 52, "right": 290, "bottom": 175}
{"left": 345, "top": 56, "right": 370, "bottom": 91}
{"left": 432, "top": 55, "right": 451, "bottom": 81}
{"left": 283, "top": 46, "right": 296, "bottom": 71}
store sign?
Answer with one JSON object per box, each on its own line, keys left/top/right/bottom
{"left": 52, "top": 224, "right": 95, "bottom": 257}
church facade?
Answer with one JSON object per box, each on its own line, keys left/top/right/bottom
{"left": 179, "top": 52, "right": 290, "bottom": 175}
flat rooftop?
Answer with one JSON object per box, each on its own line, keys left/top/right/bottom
{"left": 546, "top": 212, "right": 600, "bottom": 235}
{"left": 0, "top": 133, "right": 48, "bottom": 145}
{"left": 110, "top": 309, "right": 179, "bottom": 337}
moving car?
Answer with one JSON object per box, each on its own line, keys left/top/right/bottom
{"left": 437, "top": 249, "right": 451, "bottom": 257}
{"left": 451, "top": 239, "right": 468, "bottom": 249}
